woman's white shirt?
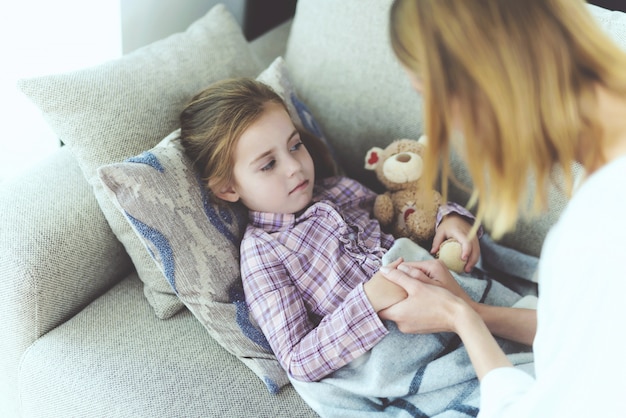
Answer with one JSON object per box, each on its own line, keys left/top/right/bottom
{"left": 479, "top": 156, "right": 626, "bottom": 418}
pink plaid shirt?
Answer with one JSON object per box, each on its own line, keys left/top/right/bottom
{"left": 240, "top": 176, "right": 474, "bottom": 382}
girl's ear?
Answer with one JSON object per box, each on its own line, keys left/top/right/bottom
{"left": 209, "top": 180, "right": 240, "bottom": 203}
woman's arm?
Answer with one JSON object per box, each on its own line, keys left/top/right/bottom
{"left": 452, "top": 303, "right": 514, "bottom": 380}
{"left": 378, "top": 265, "right": 514, "bottom": 380}
{"left": 475, "top": 304, "right": 536, "bottom": 346}
{"left": 382, "top": 260, "right": 536, "bottom": 346}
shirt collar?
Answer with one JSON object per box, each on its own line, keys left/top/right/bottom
{"left": 248, "top": 210, "right": 298, "bottom": 232}
{"left": 248, "top": 186, "right": 338, "bottom": 232}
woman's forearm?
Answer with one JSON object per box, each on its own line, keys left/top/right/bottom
{"left": 453, "top": 303, "right": 514, "bottom": 380}
{"left": 474, "top": 304, "right": 537, "bottom": 346}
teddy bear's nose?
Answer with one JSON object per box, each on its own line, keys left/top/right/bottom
{"left": 382, "top": 151, "right": 423, "bottom": 184}
{"left": 395, "top": 153, "right": 412, "bottom": 163}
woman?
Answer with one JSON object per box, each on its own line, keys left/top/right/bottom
{"left": 381, "top": 0, "right": 626, "bottom": 416}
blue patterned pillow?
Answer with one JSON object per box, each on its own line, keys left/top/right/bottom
{"left": 99, "top": 131, "right": 288, "bottom": 392}
{"left": 97, "top": 59, "right": 337, "bottom": 393}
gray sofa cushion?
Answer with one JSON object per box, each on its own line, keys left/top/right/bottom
{"left": 286, "top": 0, "right": 423, "bottom": 187}
{"left": 18, "top": 274, "right": 316, "bottom": 417}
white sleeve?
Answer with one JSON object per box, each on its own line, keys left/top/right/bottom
{"left": 478, "top": 367, "right": 534, "bottom": 418}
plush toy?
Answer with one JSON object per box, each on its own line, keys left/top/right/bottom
{"left": 365, "top": 136, "right": 465, "bottom": 273}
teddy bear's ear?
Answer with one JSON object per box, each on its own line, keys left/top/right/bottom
{"left": 364, "top": 147, "right": 384, "bottom": 170}
{"left": 418, "top": 134, "right": 428, "bottom": 145}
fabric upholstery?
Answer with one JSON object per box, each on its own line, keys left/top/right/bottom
{"left": 18, "top": 275, "right": 316, "bottom": 417}
{"left": 0, "top": 147, "right": 131, "bottom": 417}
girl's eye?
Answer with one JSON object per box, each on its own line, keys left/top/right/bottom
{"left": 290, "top": 141, "right": 304, "bottom": 152}
{"left": 261, "top": 160, "right": 276, "bottom": 172}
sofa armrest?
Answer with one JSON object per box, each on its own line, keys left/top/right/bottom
{"left": 0, "top": 146, "right": 132, "bottom": 387}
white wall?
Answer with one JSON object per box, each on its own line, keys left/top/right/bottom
{"left": 121, "top": 0, "right": 245, "bottom": 54}
{"left": 1, "top": 1, "right": 122, "bottom": 182}
{"left": 1, "top": 0, "right": 243, "bottom": 183}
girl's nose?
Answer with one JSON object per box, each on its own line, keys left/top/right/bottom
{"left": 285, "top": 154, "right": 302, "bottom": 177}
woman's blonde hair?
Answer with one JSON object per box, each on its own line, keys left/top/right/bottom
{"left": 180, "top": 78, "right": 335, "bottom": 198}
{"left": 390, "top": 0, "right": 626, "bottom": 238}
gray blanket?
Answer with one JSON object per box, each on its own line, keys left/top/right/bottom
{"left": 289, "top": 238, "right": 535, "bottom": 417}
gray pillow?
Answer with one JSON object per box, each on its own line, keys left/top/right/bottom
{"left": 18, "top": 4, "right": 262, "bottom": 319}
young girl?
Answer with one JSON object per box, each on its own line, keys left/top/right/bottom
{"left": 180, "top": 77, "right": 535, "bottom": 417}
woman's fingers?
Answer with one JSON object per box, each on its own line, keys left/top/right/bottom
{"left": 386, "top": 257, "right": 404, "bottom": 269}
{"left": 380, "top": 264, "right": 422, "bottom": 293}
{"left": 386, "top": 261, "right": 442, "bottom": 289}
{"left": 402, "top": 259, "right": 445, "bottom": 278}
{"left": 397, "top": 263, "right": 421, "bottom": 278}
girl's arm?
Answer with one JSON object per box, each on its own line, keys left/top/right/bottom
{"left": 241, "top": 238, "right": 389, "bottom": 383}
{"left": 363, "top": 258, "right": 407, "bottom": 312}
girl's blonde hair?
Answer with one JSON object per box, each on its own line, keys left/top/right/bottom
{"left": 180, "top": 78, "right": 335, "bottom": 198}
{"left": 390, "top": 0, "right": 626, "bottom": 238}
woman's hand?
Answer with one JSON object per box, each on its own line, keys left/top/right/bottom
{"left": 397, "top": 259, "right": 477, "bottom": 308}
{"left": 432, "top": 214, "right": 480, "bottom": 273}
{"left": 378, "top": 263, "right": 469, "bottom": 334}
{"left": 383, "top": 260, "right": 537, "bottom": 346}
{"left": 378, "top": 263, "right": 513, "bottom": 380}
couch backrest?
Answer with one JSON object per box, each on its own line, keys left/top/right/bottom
{"left": 285, "top": 0, "right": 626, "bottom": 257}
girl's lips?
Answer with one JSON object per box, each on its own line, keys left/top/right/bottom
{"left": 290, "top": 180, "right": 309, "bottom": 194}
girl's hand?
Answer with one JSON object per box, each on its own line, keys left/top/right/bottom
{"left": 432, "top": 214, "right": 480, "bottom": 273}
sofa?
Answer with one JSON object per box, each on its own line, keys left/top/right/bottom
{"left": 2, "top": 1, "right": 624, "bottom": 417}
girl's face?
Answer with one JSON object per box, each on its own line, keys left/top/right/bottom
{"left": 216, "top": 102, "right": 315, "bottom": 214}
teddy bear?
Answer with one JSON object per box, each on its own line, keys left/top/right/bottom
{"left": 364, "top": 136, "right": 465, "bottom": 273}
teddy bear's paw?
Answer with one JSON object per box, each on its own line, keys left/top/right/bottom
{"left": 398, "top": 201, "right": 417, "bottom": 231}
{"left": 374, "top": 194, "right": 394, "bottom": 225}
{"left": 399, "top": 204, "right": 435, "bottom": 242}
